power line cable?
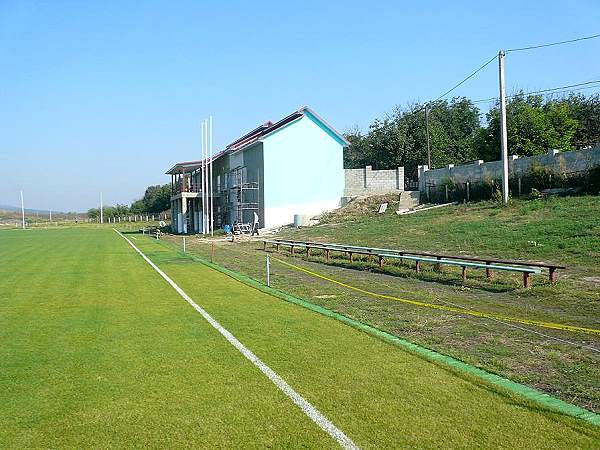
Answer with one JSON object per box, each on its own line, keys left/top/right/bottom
{"left": 409, "top": 53, "right": 499, "bottom": 115}
{"left": 418, "top": 34, "right": 599, "bottom": 109}
{"left": 405, "top": 34, "right": 599, "bottom": 113}
{"left": 471, "top": 79, "right": 600, "bottom": 104}
{"left": 507, "top": 33, "right": 600, "bottom": 52}
{"left": 431, "top": 54, "right": 498, "bottom": 103}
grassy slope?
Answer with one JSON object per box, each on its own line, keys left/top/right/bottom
{"left": 161, "top": 195, "right": 600, "bottom": 412}
{"left": 0, "top": 228, "right": 598, "bottom": 447}
{"left": 283, "top": 195, "right": 600, "bottom": 279}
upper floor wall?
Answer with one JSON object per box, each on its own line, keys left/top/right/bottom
{"left": 262, "top": 113, "right": 345, "bottom": 227}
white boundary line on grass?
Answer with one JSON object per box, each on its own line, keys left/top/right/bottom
{"left": 113, "top": 229, "right": 359, "bottom": 450}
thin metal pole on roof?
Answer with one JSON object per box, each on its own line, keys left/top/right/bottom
{"left": 209, "top": 115, "right": 213, "bottom": 236}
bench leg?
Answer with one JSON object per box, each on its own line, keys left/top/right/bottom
{"left": 462, "top": 266, "right": 467, "bottom": 282}
{"left": 275, "top": 244, "right": 279, "bottom": 252}
{"left": 306, "top": 247, "right": 311, "bottom": 257}
{"left": 291, "top": 246, "right": 294, "bottom": 255}
{"left": 263, "top": 241, "right": 266, "bottom": 251}
{"left": 379, "top": 256, "right": 384, "bottom": 268}
{"left": 325, "top": 249, "right": 330, "bottom": 261}
{"left": 549, "top": 267, "right": 557, "bottom": 285}
{"left": 485, "top": 263, "right": 493, "bottom": 280}
{"left": 523, "top": 272, "right": 531, "bottom": 289}
{"left": 415, "top": 261, "right": 420, "bottom": 273}
{"left": 434, "top": 257, "right": 441, "bottom": 272}
{"left": 349, "top": 252, "right": 353, "bottom": 262}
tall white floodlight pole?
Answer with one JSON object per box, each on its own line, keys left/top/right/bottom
{"left": 100, "top": 192, "right": 104, "bottom": 223}
{"left": 498, "top": 49, "right": 509, "bottom": 205}
{"left": 49, "top": 208, "right": 52, "bottom": 221}
{"left": 201, "top": 120, "right": 205, "bottom": 234}
{"left": 209, "top": 115, "right": 213, "bottom": 236}
{"left": 200, "top": 120, "right": 206, "bottom": 234}
{"left": 204, "top": 119, "right": 209, "bottom": 234}
{"left": 20, "top": 190, "right": 25, "bottom": 229}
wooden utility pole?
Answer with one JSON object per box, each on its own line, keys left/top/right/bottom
{"left": 498, "top": 50, "right": 509, "bottom": 204}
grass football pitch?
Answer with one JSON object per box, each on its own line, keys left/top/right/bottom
{"left": 1, "top": 227, "right": 598, "bottom": 448}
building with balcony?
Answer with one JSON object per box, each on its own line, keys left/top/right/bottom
{"left": 166, "top": 106, "right": 348, "bottom": 234}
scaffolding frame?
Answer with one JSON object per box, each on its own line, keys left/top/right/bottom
{"left": 225, "top": 166, "right": 259, "bottom": 226}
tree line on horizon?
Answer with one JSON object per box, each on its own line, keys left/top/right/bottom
{"left": 344, "top": 92, "right": 600, "bottom": 179}
{"left": 87, "top": 184, "right": 170, "bottom": 219}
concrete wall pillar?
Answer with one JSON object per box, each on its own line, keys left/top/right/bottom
{"left": 364, "top": 165, "right": 372, "bottom": 188}
{"left": 396, "top": 167, "right": 405, "bottom": 190}
{"left": 181, "top": 197, "right": 187, "bottom": 234}
{"left": 171, "top": 200, "right": 176, "bottom": 232}
{"left": 418, "top": 165, "right": 429, "bottom": 192}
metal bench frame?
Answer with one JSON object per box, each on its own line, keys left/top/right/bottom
{"left": 263, "top": 239, "right": 557, "bottom": 288}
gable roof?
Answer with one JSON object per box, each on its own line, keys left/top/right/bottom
{"left": 166, "top": 106, "right": 348, "bottom": 174}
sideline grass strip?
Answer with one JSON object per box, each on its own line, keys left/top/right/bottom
{"left": 155, "top": 238, "right": 600, "bottom": 427}
{"left": 272, "top": 257, "right": 600, "bottom": 336}
{"left": 114, "top": 230, "right": 359, "bottom": 449}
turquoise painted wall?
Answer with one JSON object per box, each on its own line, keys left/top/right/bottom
{"left": 262, "top": 115, "right": 344, "bottom": 225}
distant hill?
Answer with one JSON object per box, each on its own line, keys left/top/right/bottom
{"left": 0, "top": 205, "right": 75, "bottom": 215}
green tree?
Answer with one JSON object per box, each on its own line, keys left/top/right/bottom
{"left": 344, "top": 97, "right": 482, "bottom": 179}
{"left": 481, "top": 93, "right": 578, "bottom": 160}
{"left": 129, "top": 184, "right": 171, "bottom": 214}
{"left": 343, "top": 126, "right": 371, "bottom": 169}
{"left": 114, "top": 204, "right": 130, "bottom": 216}
{"left": 87, "top": 208, "right": 100, "bottom": 219}
{"left": 558, "top": 93, "right": 600, "bottom": 148}
{"left": 129, "top": 199, "right": 146, "bottom": 214}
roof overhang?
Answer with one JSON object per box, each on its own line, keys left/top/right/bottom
{"left": 166, "top": 149, "right": 229, "bottom": 175}
{"left": 165, "top": 160, "right": 203, "bottom": 175}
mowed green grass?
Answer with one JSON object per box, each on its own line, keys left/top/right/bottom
{"left": 0, "top": 228, "right": 334, "bottom": 448}
{"left": 1, "top": 228, "right": 599, "bottom": 448}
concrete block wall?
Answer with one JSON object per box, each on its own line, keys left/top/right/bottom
{"left": 418, "top": 145, "right": 600, "bottom": 190}
{"left": 344, "top": 165, "right": 404, "bottom": 196}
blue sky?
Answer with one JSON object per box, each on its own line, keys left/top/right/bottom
{"left": 1, "top": 1, "right": 599, "bottom": 212}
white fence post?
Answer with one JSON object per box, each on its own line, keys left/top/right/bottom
{"left": 266, "top": 255, "right": 270, "bottom": 287}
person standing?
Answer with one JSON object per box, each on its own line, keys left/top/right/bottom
{"left": 251, "top": 211, "right": 260, "bottom": 236}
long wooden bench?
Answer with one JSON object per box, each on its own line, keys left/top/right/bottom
{"left": 262, "top": 239, "right": 555, "bottom": 288}
{"left": 272, "top": 239, "right": 566, "bottom": 283}
{"left": 379, "top": 253, "right": 541, "bottom": 288}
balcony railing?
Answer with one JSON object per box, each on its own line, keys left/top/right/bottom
{"left": 172, "top": 183, "right": 202, "bottom": 194}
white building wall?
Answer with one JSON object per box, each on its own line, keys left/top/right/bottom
{"left": 262, "top": 115, "right": 345, "bottom": 227}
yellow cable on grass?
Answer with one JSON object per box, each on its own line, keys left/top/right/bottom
{"left": 272, "top": 257, "right": 600, "bottom": 337}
